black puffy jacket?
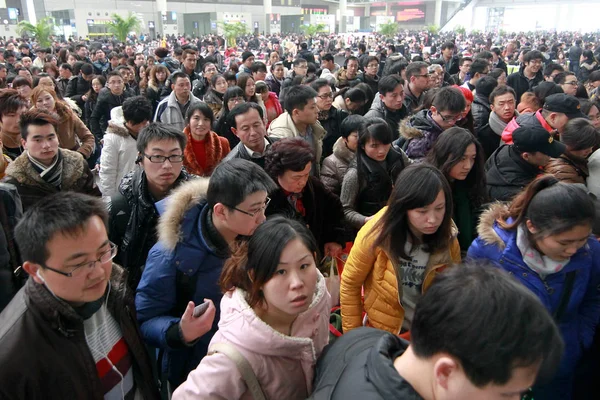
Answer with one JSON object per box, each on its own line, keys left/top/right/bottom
{"left": 471, "top": 95, "right": 492, "bottom": 132}
{"left": 485, "top": 145, "right": 541, "bottom": 202}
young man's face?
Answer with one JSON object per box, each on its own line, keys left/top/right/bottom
{"left": 431, "top": 106, "right": 462, "bottom": 130}
{"left": 77, "top": 47, "right": 87, "bottom": 58}
{"left": 293, "top": 98, "right": 319, "bottom": 125}
{"left": 183, "top": 54, "right": 197, "bottom": 71}
{"left": 219, "top": 190, "right": 269, "bottom": 236}
{"left": 140, "top": 138, "right": 183, "bottom": 192}
{"left": 491, "top": 93, "right": 516, "bottom": 122}
{"left": 21, "top": 57, "right": 32, "bottom": 68}
{"left": 95, "top": 50, "right": 105, "bottom": 61}
{"left": 442, "top": 47, "right": 453, "bottom": 59}
{"left": 30, "top": 216, "right": 113, "bottom": 306}
{"left": 346, "top": 59, "right": 359, "bottom": 79}
{"left": 316, "top": 85, "right": 334, "bottom": 111}
{"left": 293, "top": 61, "right": 308, "bottom": 77}
{"left": 135, "top": 54, "right": 145, "bottom": 67}
{"left": 561, "top": 75, "right": 578, "bottom": 96}
{"left": 22, "top": 123, "right": 59, "bottom": 166}
{"left": 1, "top": 106, "right": 27, "bottom": 135}
{"left": 110, "top": 56, "right": 119, "bottom": 68}
{"left": 381, "top": 84, "right": 405, "bottom": 111}
{"left": 460, "top": 60, "right": 472, "bottom": 75}
{"left": 253, "top": 69, "right": 267, "bottom": 82}
{"left": 524, "top": 58, "right": 543, "bottom": 74}
{"left": 107, "top": 75, "right": 125, "bottom": 95}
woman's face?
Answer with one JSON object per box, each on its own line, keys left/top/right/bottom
{"left": 273, "top": 65, "right": 284, "bottom": 80}
{"left": 156, "top": 70, "right": 167, "bottom": 82}
{"left": 214, "top": 77, "right": 227, "bottom": 94}
{"left": 460, "top": 100, "right": 472, "bottom": 119}
{"left": 316, "top": 85, "right": 333, "bottom": 111}
{"left": 344, "top": 131, "right": 359, "bottom": 152}
{"left": 278, "top": 162, "right": 311, "bottom": 193}
{"left": 92, "top": 78, "right": 103, "bottom": 93}
{"left": 67, "top": 55, "right": 77, "bottom": 66}
{"left": 529, "top": 222, "right": 591, "bottom": 261}
{"left": 244, "top": 78, "right": 256, "bottom": 98}
{"left": 407, "top": 190, "right": 446, "bottom": 239}
{"left": 260, "top": 238, "right": 318, "bottom": 318}
{"left": 363, "top": 138, "right": 391, "bottom": 162}
{"left": 448, "top": 143, "right": 477, "bottom": 181}
{"left": 35, "top": 91, "right": 56, "bottom": 112}
{"left": 16, "top": 85, "right": 32, "bottom": 98}
{"left": 587, "top": 105, "right": 600, "bottom": 129}
{"left": 270, "top": 52, "right": 280, "bottom": 64}
{"left": 227, "top": 95, "right": 245, "bottom": 110}
{"left": 38, "top": 77, "right": 54, "bottom": 90}
{"left": 497, "top": 72, "right": 507, "bottom": 86}
{"left": 259, "top": 89, "right": 269, "bottom": 102}
{"left": 188, "top": 109, "right": 211, "bottom": 139}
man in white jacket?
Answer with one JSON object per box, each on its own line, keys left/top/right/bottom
{"left": 99, "top": 96, "right": 153, "bottom": 197}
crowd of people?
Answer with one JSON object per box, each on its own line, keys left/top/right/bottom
{"left": 0, "top": 27, "right": 599, "bottom": 399}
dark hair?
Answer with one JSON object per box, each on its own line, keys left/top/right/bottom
{"left": 170, "top": 71, "right": 190, "bottom": 85}
{"left": 579, "top": 98, "right": 599, "bottom": 116}
{"left": 524, "top": 50, "right": 544, "bottom": 63}
{"left": 265, "top": 137, "right": 315, "bottom": 180}
{"left": 575, "top": 83, "right": 589, "bottom": 99}
{"left": 136, "top": 122, "right": 187, "bottom": 154}
{"left": 553, "top": 71, "right": 575, "bottom": 85}
{"left": 19, "top": 109, "right": 59, "bottom": 140}
{"left": 371, "top": 164, "right": 453, "bottom": 259}
{"left": 406, "top": 61, "right": 428, "bottom": 81}
{"left": 378, "top": 75, "right": 404, "bottom": 96}
{"left": 488, "top": 68, "right": 505, "bottom": 81}
{"left": 283, "top": 85, "right": 318, "bottom": 114}
{"left": 441, "top": 42, "right": 455, "bottom": 51}
{"left": 59, "top": 63, "right": 73, "bottom": 72}
{"left": 210, "top": 74, "right": 225, "bottom": 89}
{"left": 222, "top": 86, "right": 246, "bottom": 114}
{"left": 588, "top": 70, "right": 600, "bottom": 83}
{"left": 12, "top": 76, "right": 32, "bottom": 89}
{"left": 250, "top": 61, "right": 267, "bottom": 74}
{"left": 321, "top": 53, "right": 334, "bottom": 62}
{"left": 560, "top": 118, "right": 598, "bottom": 151}
{"left": 474, "top": 50, "right": 493, "bottom": 61}
{"left": 333, "top": 86, "right": 367, "bottom": 106}
{"left": 543, "top": 63, "right": 564, "bottom": 78}
{"left": 80, "top": 63, "right": 93, "bottom": 76}
{"left": 468, "top": 58, "right": 489, "bottom": 76}
{"left": 185, "top": 101, "right": 214, "bottom": 126}
{"left": 220, "top": 216, "right": 318, "bottom": 307}
{"left": 236, "top": 73, "right": 258, "bottom": 103}
{"left": 427, "top": 127, "right": 488, "bottom": 207}
{"left": 15, "top": 193, "right": 109, "bottom": 266}
{"left": 411, "top": 262, "right": 563, "bottom": 387}
{"left": 122, "top": 96, "right": 152, "bottom": 125}
{"left": 489, "top": 85, "right": 516, "bottom": 104}
{"left": 432, "top": 86, "right": 466, "bottom": 113}
{"left": 498, "top": 175, "right": 595, "bottom": 237}
{"left": 310, "top": 78, "right": 332, "bottom": 93}
{"left": 355, "top": 117, "right": 394, "bottom": 188}
{"left": 388, "top": 60, "right": 408, "bottom": 76}
{"left": 459, "top": 56, "right": 473, "bottom": 67}
{"left": 474, "top": 76, "right": 498, "bottom": 99}
{"left": 293, "top": 58, "right": 308, "bottom": 67}
{"left": 227, "top": 102, "right": 264, "bottom": 129}
{"left": 534, "top": 82, "right": 564, "bottom": 105}
{"left": 207, "top": 158, "right": 276, "bottom": 208}
{"left": 0, "top": 89, "right": 27, "bottom": 119}
{"left": 340, "top": 114, "right": 366, "bottom": 139}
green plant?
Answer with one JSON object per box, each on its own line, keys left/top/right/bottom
{"left": 471, "top": 29, "right": 482, "bottom": 36}
{"left": 454, "top": 25, "right": 466, "bottom": 35}
{"left": 300, "top": 23, "right": 327, "bottom": 37}
{"left": 107, "top": 13, "right": 141, "bottom": 42}
{"left": 17, "top": 17, "right": 56, "bottom": 48}
{"left": 218, "top": 21, "right": 249, "bottom": 47}
{"left": 426, "top": 24, "right": 440, "bottom": 35}
{"left": 378, "top": 21, "right": 398, "bottom": 37}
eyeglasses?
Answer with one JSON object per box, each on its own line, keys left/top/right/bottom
{"left": 317, "top": 92, "right": 334, "bottom": 99}
{"left": 228, "top": 97, "right": 245, "bottom": 104}
{"left": 565, "top": 81, "right": 579, "bottom": 86}
{"left": 413, "top": 74, "right": 429, "bottom": 79}
{"left": 228, "top": 197, "right": 271, "bottom": 217}
{"left": 41, "top": 242, "right": 118, "bottom": 278}
{"left": 438, "top": 112, "right": 462, "bottom": 122}
{"left": 143, "top": 153, "right": 184, "bottom": 163}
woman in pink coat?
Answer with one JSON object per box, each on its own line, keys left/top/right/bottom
{"left": 172, "top": 216, "right": 331, "bottom": 400}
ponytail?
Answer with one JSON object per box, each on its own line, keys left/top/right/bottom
{"left": 219, "top": 241, "right": 254, "bottom": 297}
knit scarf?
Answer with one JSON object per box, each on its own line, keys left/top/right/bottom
{"left": 489, "top": 111, "right": 509, "bottom": 136}
{"left": 27, "top": 150, "right": 63, "bottom": 188}
{"left": 516, "top": 224, "right": 570, "bottom": 278}
{"left": 318, "top": 109, "right": 330, "bottom": 121}
{"left": 183, "top": 127, "right": 227, "bottom": 177}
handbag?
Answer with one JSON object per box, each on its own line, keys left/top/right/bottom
{"left": 320, "top": 256, "right": 340, "bottom": 307}
{"left": 208, "top": 343, "right": 266, "bottom": 400}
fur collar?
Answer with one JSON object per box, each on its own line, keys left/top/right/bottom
{"left": 105, "top": 121, "right": 130, "bottom": 138}
{"left": 6, "top": 149, "right": 85, "bottom": 190}
{"left": 398, "top": 117, "right": 424, "bottom": 140}
{"left": 476, "top": 202, "right": 509, "bottom": 250}
{"left": 332, "top": 137, "right": 355, "bottom": 164}
{"left": 156, "top": 178, "right": 211, "bottom": 251}
{"left": 183, "top": 127, "right": 228, "bottom": 177}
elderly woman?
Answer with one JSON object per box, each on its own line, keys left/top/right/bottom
{"left": 265, "top": 137, "right": 346, "bottom": 257}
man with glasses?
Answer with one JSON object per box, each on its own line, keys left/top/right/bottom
{"left": 507, "top": 50, "right": 545, "bottom": 105}
{"left": 398, "top": 86, "right": 466, "bottom": 161}
{"left": 311, "top": 79, "right": 349, "bottom": 158}
{"left": 136, "top": 159, "right": 276, "bottom": 391}
{"left": 108, "top": 123, "right": 192, "bottom": 291}
{"left": 554, "top": 71, "right": 579, "bottom": 96}
{"left": 0, "top": 191, "right": 160, "bottom": 399}
{"left": 403, "top": 62, "right": 429, "bottom": 115}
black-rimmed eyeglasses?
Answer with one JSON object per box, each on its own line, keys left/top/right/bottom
{"left": 41, "top": 242, "right": 118, "bottom": 278}
{"left": 228, "top": 197, "right": 271, "bottom": 217}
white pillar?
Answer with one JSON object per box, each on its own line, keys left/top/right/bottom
{"left": 25, "top": 0, "right": 36, "bottom": 25}
{"left": 264, "top": 0, "right": 272, "bottom": 34}
{"left": 434, "top": 0, "right": 443, "bottom": 27}
{"left": 339, "top": 0, "right": 347, "bottom": 34}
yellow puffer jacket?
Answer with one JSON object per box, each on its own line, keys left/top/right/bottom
{"left": 340, "top": 206, "right": 461, "bottom": 334}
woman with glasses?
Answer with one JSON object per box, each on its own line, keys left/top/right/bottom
{"left": 358, "top": 56, "right": 380, "bottom": 97}
{"left": 264, "top": 138, "right": 346, "bottom": 258}
{"left": 214, "top": 86, "right": 246, "bottom": 148}
{"left": 183, "top": 103, "right": 230, "bottom": 177}
{"left": 311, "top": 79, "right": 349, "bottom": 159}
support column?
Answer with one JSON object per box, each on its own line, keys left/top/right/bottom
{"left": 264, "top": 0, "right": 272, "bottom": 34}
{"left": 434, "top": 0, "right": 442, "bottom": 27}
{"left": 156, "top": 0, "right": 167, "bottom": 37}
{"left": 24, "top": 0, "right": 37, "bottom": 24}
{"left": 339, "top": 0, "right": 347, "bottom": 34}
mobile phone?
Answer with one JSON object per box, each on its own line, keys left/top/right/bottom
{"left": 192, "top": 301, "right": 210, "bottom": 318}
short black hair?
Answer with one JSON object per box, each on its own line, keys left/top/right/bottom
{"left": 469, "top": 58, "right": 489, "bottom": 75}
{"left": 59, "top": 63, "right": 72, "bottom": 72}
{"left": 265, "top": 137, "right": 315, "bottom": 180}
{"left": 378, "top": 75, "right": 404, "bottom": 96}
{"left": 228, "top": 102, "right": 264, "bottom": 129}
{"left": 405, "top": 61, "right": 429, "bottom": 80}
{"left": 561, "top": 118, "right": 598, "bottom": 150}
{"left": 458, "top": 56, "right": 472, "bottom": 67}
{"left": 432, "top": 86, "right": 466, "bottom": 113}
{"left": 122, "top": 96, "right": 152, "bottom": 125}
{"left": 321, "top": 53, "right": 334, "bottom": 62}
{"left": 19, "top": 109, "right": 58, "bottom": 140}
{"left": 207, "top": 158, "right": 276, "bottom": 208}
{"left": 283, "top": 85, "right": 318, "bottom": 114}
{"left": 340, "top": 114, "right": 366, "bottom": 139}
{"left": 310, "top": 78, "right": 332, "bottom": 93}
{"left": 441, "top": 41, "right": 455, "bottom": 51}
{"left": 80, "top": 63, "right": 93, "bottom": 76}
{"left": 524, "top": 50, "right": 544, "bottom": 63}
{"left": 136, "top": 123, "right": 187, "bottom": 154}
{"left": 0, "top": 89, "right": 27, "bottom": 119}
{"left": 411, "top": 262, "right": 563, "bottom": 387}
{"left": 474, "top": 50, "right": 493, "bottom": 61}
{"left": 185, "top": 102, "right": 214, "bottom": 126}
{"left": 15, "top": 193, "right": 109, "bottom": 266}
{"left": 543, "top": 62, "right": 564, "bottom": 78}
{"left": 489, "top": 85, "right": 516, "bottom": 104}
{"left": 553, "top": 71, "right": 575, "bottom": 85}
{"left": 170, "top": 71, "right": 190, "bottom": 84}
{"left": 588, "top": 70, "right": 600, "bottom": 83}
{"left": 250, "top": 61, "right": 267, "bottom": 74}
{"left": 293, "top": 58, "right": 308, "bottom": 67}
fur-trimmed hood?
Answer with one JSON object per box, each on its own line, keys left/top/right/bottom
{"left": 105, "top": 120, "right": 129, "bottom": 137}
{"left": 156, "top": 178, "right": 211, "bottom": 251}
{"left": 398, "top": 109, "right": 439, "bottom": 140}
{"left": 332, "top": 136, "right": 355, "bottom": 164}
{"left": 476, "top": 202, "right": 509, "bottom": 250}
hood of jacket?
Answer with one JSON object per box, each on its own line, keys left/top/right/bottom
{"left": 332, "top": 137, "right": 355, "bottom": 165}
{"left": 398, "top": 109, "right": 437, "bottom": 140}
{"left": 105, "top": 120, "right": 129, "bottom": 138}
{"left": 216, "top": 271, "right": 330, "bottom": 360}
{"left": 476, "top": 202, "right": 510, "bottom": 250}
{"left": 156, "top": 178, "right": 211, "bottom": 251}
{"left": 6, "top": 149, "right": 86, "bottom": 190}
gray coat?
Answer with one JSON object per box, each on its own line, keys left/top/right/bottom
{"left": 320, "top": 137, "right": 355, "bottom": 196}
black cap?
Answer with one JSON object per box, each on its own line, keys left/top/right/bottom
{"left": 241, "top": 51, "right": 254, "bottom": 62}
{"left": 543, "top": 93, "right": 586, "bottom": 119}
{"left": 513, "top": 126, "right": 566, "bottom": 158}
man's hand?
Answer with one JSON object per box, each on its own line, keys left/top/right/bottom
{"left": 179, "top": 299, "right": 216, "bottom": 344}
